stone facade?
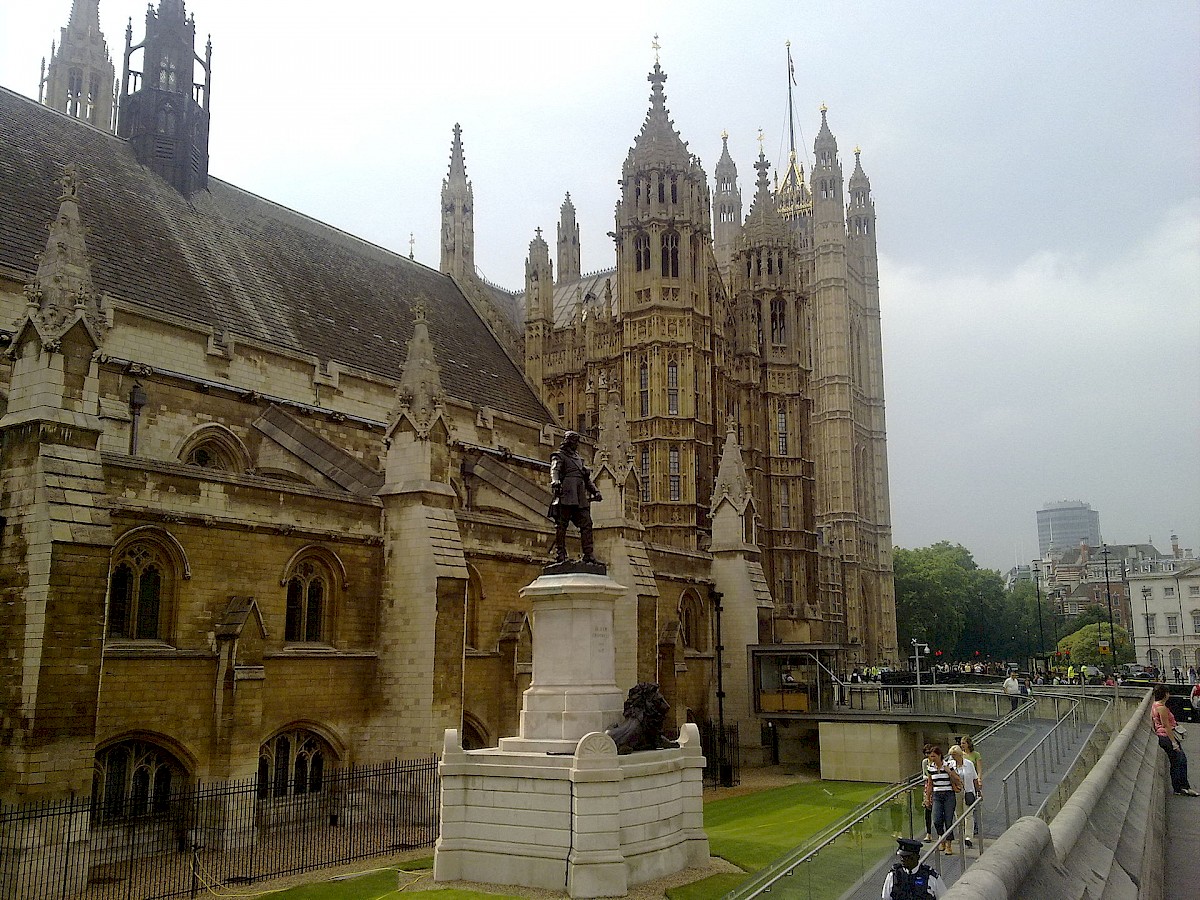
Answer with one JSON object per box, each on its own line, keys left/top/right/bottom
{"left": 0, "top": 1, "right": 896, "bottom": 817}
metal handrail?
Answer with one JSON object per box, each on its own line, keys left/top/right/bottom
{"left": 723, "top": 688, "right": 1044, "bottom": 899}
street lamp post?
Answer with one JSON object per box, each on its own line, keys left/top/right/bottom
{"left": 911, "top": 639, "right": 930, "bottom": 689}
{"left": 1101, "top": 544, "right": 1116, "bottom": 670}
{"left": 1033, "top": 559, "right": 1047, "bottom": 673}
{"left": 1141, "top": 586, "right": 1153, "bottom": 669}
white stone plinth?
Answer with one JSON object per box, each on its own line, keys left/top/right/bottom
{"left": 499, "top": 572, "right": 627, "bottom": 754}
{"left": 435, "top": 726, "right": 709, "bottom": 899}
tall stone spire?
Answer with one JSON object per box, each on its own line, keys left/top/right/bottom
{"left": 596, "top": 385, "right": 634, "bottom": 482}
{"left": 556, "top": 193, "right": 581, "bottom": 285}
{"left": 440, "top": 124, "right": 475, "bottom": 280}
{"left": 629, "top": 63, "right": 689, "bottom": 165}
{"left": 712, "top": 419, "right": 752, "bottom": 514}
{"left": 41, "top": 0, "right": 117, "bottom": 132}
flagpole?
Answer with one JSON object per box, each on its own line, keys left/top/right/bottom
{"left": 786, "top": 40, "right": 797, "bottom": 156}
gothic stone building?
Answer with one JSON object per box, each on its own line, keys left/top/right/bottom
{"left": 0, "top": 0, "right": 896, "bottom": 818}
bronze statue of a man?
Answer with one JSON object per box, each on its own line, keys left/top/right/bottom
{"left": 548, "top": 431, "right": 602, "bottom": 564}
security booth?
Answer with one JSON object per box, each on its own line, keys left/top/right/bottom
{"left": 751, "top": 644, "right": 846, "bottom": 716}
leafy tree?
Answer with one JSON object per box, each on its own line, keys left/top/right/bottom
{"left": 895, "top": 542, "right": 1002, "bottom": 660}
{"left": 1057, "top": 622, "right": 1134, "bottom": 667}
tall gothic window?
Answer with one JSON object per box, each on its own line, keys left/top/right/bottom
{"left": 667, "top": 362, "right": 679, "bottom": 416}
{"left": 634, "top": 233, "right": 650, "bottom": 272}
{"left": 66, "top": 68, "right": 83, "bottom": 116}
{"left": 640, "top": 448, "right": 650, "bottom": 503}
{"left": 285, "top": 560, "right": 329, "bottom": 642}
{"left": 639, "top": 362, "right": 650, "bottom": 417}
{"left": 771, "top": 298, "right": 787, "bottom": 344}
{"left": 661, "top": 232, "right": 680, "bottom": 278}
{"left": 108, "top": 542, "right": 171, "bottom": 640}
{"left": 780, "top": 481, "right": 791, "bottom": 529}
{"left": 679, "top": 590, "right": 706, "bottom": 651}
{"left": 93, "top": 740, "right": 185, "bottom": 824}
{"left": 669, "top": 447, "right": 681, "bottom": 502}
{"left": 777, "top": 405, "right": 788, "bottom": 455}
{"left": 257, "top": 729, "right": 331, "bottom": 800}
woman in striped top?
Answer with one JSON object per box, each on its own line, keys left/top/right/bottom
{"left": 924, "top": 745, "right": 959, "bottom": 854}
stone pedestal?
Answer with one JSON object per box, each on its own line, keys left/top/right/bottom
{"left": 499, "top": 573, "right": 626, "bottom": 754}
{"left": 434, "top": 571, "right": 710, "bottom": 898}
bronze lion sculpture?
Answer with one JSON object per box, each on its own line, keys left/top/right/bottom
{"left": 605, "top": 682, "right": 679, "bottom": 754}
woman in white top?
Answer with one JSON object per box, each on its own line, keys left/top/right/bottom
{"left": 948, "top": 745, "right": 982, "bottom": 849}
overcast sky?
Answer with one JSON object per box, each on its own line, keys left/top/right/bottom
{"left": 2, "top": 1, "right": 1197, "bottom": 573}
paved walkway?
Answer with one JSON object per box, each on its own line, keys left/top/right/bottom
{"left": 841, "top": 716, "right": 1094, "bottom": 900}
{"left": 1164, "top": 777, "right": 1200, "bottom": 900}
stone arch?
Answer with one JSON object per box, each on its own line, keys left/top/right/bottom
{"left": 257, "top": 722, "right": 343, "bottom": 800}
{"left": 177, "top": 423, "right": 252, "bottom": 474}
{"left": 465, "top": 564, "right": 484, "bottom": 651}
{"left": 678, "top": 588, "right": 708, "bottom": 652}
{"left": 461, "top": 711, "right": 490, "bottom": 751}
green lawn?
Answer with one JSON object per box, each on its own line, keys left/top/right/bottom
{"left": 262, "top": 780, "right": 886, "bottom": 900}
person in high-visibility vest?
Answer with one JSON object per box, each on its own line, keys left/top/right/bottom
{"left": 1067, "top": 665, "right": 1077, "bottom": 683}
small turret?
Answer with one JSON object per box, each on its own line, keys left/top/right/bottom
{"left": 556, "top": 193, "right": 581, "bottom": 285}
{"left": 41, "top": 0, "right": 117, "bottom": 132}
{"left": 117, "top": 0, "right": 211, "bottom": 194}
{"left": 711, "top": 132, "right": 742, "bottom": 278}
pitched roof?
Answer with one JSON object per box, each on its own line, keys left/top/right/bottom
{"left": 0, "top": 87, "right": 550, "bottom": 425}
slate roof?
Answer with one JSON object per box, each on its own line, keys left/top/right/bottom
{"left": 511, "top": 268, "right": 617, "bottom": 330}
{"left": 0, "top": 87, "right": 551, "bottom": 425}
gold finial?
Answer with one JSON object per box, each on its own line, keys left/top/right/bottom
{"left": 408, "top": 232, "right": 415, "bottom": 260}
{"left": 820, "top": 102, "right": 828, "bottom": 112}
{"left": 652, "top": 34, "right": 660, "bottom": 64}
{"left": 855, "top": 145, "right": 861, "bottom": 156}
{"left": 757, "top": 128, "right": 765, "bottom": 148}
{"left": 785, "top": 39, "right": 791, "bottom": 49}
{"left": 721, "top": 129, "right": 729, "bottom": 140}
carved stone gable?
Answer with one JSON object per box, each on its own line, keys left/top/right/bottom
{"left": 393, "top": 300, "right": 448, "bottom": 438}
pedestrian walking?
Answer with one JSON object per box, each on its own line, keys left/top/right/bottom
{"left": 924, "top": 746, "right": 960, "bottom": 854}
{"left": 1003, "top": 671, "right": 1021, "bottom": 712}
{"left": 1153, "top": 685, "right": 1198, "bottom": 796}
{"left": 948, "top": 745, "right": 981, "bottom": 849}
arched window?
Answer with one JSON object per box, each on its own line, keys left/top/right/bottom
{"left": 1170, "top": 649, "right": 1184, "bottom": 670}
{"left": 257, "top": 728, "right": 332, "bottom": 800}
{"left": 639, "top": 362, "right": 650, "bottom": 417}
{"left": 770, "top": 298, "right": 787, "bottom": 344}
{"left": 178, "top": 424, "right": 252, "bottom": 474}
{"left": 108, "top": 537, "right": 181, "bottom": 642}
{"left": 667, "top": 362, "right": 679, "bottom": 416}
{"left": 93, "top": 739, "right": 186, "bottom": 824}
{"left": 285, "top": 560, "right": 329, "bottom": 643}
{"left": 661, "top": 232, "right": 680, "bottom": 278}
{"left": 678, "top": 591, "right": 706, "bottom": 651}
{"left": 634, "top": 233, "right": 650, "bottom": 272}
{"left": 466, "top": 565, "right": 483, "bottom": 651}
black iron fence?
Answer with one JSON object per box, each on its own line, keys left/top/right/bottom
{"left": 0, "top": 757, "right": 439, "bottom": 900}
{"left": 698, "top": 720, "right": 740, "bottom": 787}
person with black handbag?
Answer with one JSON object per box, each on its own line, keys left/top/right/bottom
{"left": 1152, "top": 685, "right": 1198, "bottom": 796}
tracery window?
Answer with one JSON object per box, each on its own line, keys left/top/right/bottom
{"left": 780, "top": 481, "right": 791, "bottom": 529}
{"left": 93, "top": 740, "right": 185, "bottom": 824}
{"left": 285, "top": 560, "right": 328, "bottom": 643}
{"left": 634, "top": 232, "right": 650, "bottom": 272}
{"left": 770, "top": 298, "right": 787, "bottom": 344}
{"left": 777, "top": 405, "right": 788, "bottom": 455}
{"left": 158, "top": 54, "right": 177, "bottom": 91}
{"left": 640, "top": 448, "right": 650, "bottom": 503}
{"left": 257, "top": 728, "right": 331, "bottom": 800}
{"left": 669, "top": 446, "right": 681, "bottom": 502}
{"left": 108, "top": 542, "right": 171, "bottom": 640}
{"left": 661, "top": 231, "right": 680, "bottom": 278}
{"left": 667, "top": 362, "right": 679, "bottom": 416}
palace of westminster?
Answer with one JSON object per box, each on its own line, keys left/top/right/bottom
{"left": 0, "top": 0, "right": 896, "bottom": 810}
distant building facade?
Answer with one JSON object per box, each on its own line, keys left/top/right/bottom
{"left": 1037, "top": 500, "right": 1101, "bottom": 558}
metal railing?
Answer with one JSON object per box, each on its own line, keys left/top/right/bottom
{"left": 724, "top": 689, "right": 1042, "bottom": 899}
{"left": 0, "top": 757, "right": 439, "bottom": 900}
